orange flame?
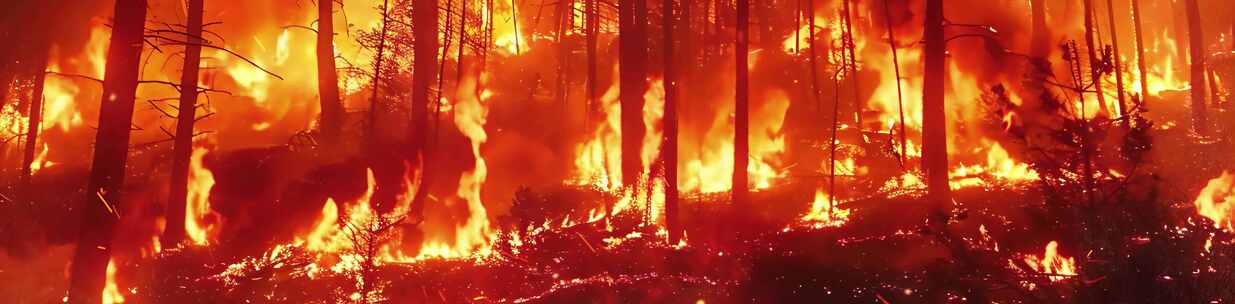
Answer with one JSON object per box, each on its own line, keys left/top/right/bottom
{"left": 1019, "top": 241, "right": 1077, "bottom": 282}
{"left": 185, "top": 146, "right": 221, "bottom": 246}
{"left": 418, "top": 72, "right": 496, "bottom": 259}
{"left": 801, "top": 188, "right": 850, "bottom": 227}
{"left": 102, "top": 258, "right": 124, "bottom": 304}
{"left": 1195, "top": 172, "right": 1235, "bottom": 230}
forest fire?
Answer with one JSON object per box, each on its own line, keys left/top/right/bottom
{"left": 5, "top": 0, "right": 1235, "bottom": 302}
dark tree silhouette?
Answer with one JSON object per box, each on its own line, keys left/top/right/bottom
{"left": 66, "top": 0, "right": 147, "bottom": 302}
{"left": 734, "top": 0, "right": 749, "bottom": 208}
{"left": 317, "top": 0, "right": 345, "bottom": 148}
{"left": 368, "top": 0, "right": 392, "bottom": 142}
{"left": 1131, "top": 0, "right": 1150, "bottom": 102}
{"left": 20, "top": 43, "right": 50, "bottom": 188}
{"left": 619, "top": 0, "right": 648, "bottom": 190}
{"left": 841, "top": 0, "right": 861, "bottom": 126}
{"left": 407, "top": 0, "right": 439, "bottom": 219}
{"left": 922, "top": 0, "right": 951, "bottom": 208}
{"left": 1185, "top": 0, "right": 1207, "bottom": 134}
{"left": 163, "top": 0, "right": 205, "bottom": 246}
{"left": 662, "top": 0, "right": 681, "bottom": 244}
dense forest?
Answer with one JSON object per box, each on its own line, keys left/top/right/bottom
{"left": 3, "top": 0, "right": 1235, "bottom": 302}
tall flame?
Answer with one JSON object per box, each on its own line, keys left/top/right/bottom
{"left": 418, "top": 73, "right": 495, "bottom": 259}
{"left": 185, "top": 146, "right": 220, "bottom": 246}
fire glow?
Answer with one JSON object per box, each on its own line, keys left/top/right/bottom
{"left": 4, "top": 0, "right": 1235, "bottom": 302}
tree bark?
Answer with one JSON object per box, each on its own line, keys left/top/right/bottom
{"left": 619, "top": 0, "right": 648, "bottom": 189}
{"left": 922, "top": 0, "right": 951, "bottom": 207}
{"left": 317, "top": 0, "right": 345, "bottom": 148}
{"left": 66, "top": 0, "right": 147, "bottom": 302}
{"left": 1131, "top": 0, "right": 1150, "bottom": 102}
{"left": 163, "top": 0, "right": 205, "bottom": 246}
{"left": 1186, "top": 0, "right": 1208, "bottom": 134}
{"left": 734, "top": 0, "right": 749, "bottom": 208}
{"left": 663, "top": 0, "right": 680, "bottom": 244}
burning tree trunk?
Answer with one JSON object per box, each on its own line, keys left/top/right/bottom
{"left": 1082, "top": 0, "right": 1108, "bottom": 115}
{"left": 408, "top": 0, "right": 440, "bottom": 218}
{"left": 164, "top": 0, "right": 205, "bottom": 246}
{"left": 317, "top": 0, "right": 345, "bottom": 148}
{"left": 663, "top": 0, "right": 681, "bottom": 244}
{"left": 20, "top": 44, "right": 50, "bottom": 188}
{"left": 1185, "top": 0, "right": 1208, "bottom": 134}
{"left": 734, "top": 0, "right": 749, "bottom": 208}
{"left": 619, "top": 0, "right": 648, "bottom": 189}
{"left": 1131, "top": 0, "right": 1150, "bottom": 101}
{"left": 66, "top": 0, "right": 147, "bottom": 302}
{"left": 922, "top": 0, "right": 951, "bottom": 207}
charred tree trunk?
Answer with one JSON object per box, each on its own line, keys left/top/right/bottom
{"left": 1030, "top": 0, "right": 1050, "bottom": 58}
{"left": 1131, "top": 0, "right": 1150, "bottom": 102}
{"left": 1186, "top": 0, "right": 1208, "bottom": 134}
{"left": 586, "top": 0, "right": 599, "bottom": 126}
{"left": 1105, "top": 0, "right": 1128, "bottom": 118}
{"left": 1082, "top": 0, "right": 1108, "bottom": 114}
{"left": 663, "top": 0, "right": 681, "bottom": 244}
{"left": 882, "top": 0, "right": 907, "bottom": 166}
{"left": 66, "top": 0, "right": 147, "bottom": 302}
{"left": 408, "top": 0, "right": 440, "bottom": 218}
{"left": 557, "top": 0, "right": 571, "bottom": 116}
{"left": 163, "top": 0, "right": 205, "bottom": 246}
{"left": 734, "top": 0, "right": 749, "bottom": 208}
{"left": 808, "top": 0, "right": 821, "bottom": 112}
{"left": 842, "top": 0, "right": 862, "bottom": 127}
{"left": 317, "top": 0, "right": 345, "bottom": 148}
{"left": 922, "top": 0, "right": 951, "bottom": 207}
{"left": 369, "top": 0, "right": 392, "bottom": 142}
{"left": 619, "top": 0, "right": 648, "bottom": 189}
{"left": 20, "top": 45, "right": 50, "bottom": 188}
